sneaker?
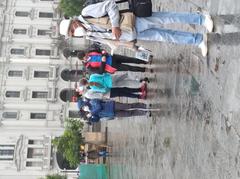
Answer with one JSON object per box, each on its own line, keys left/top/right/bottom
{"left": 147, "top": 111, "right": 152, "bottom": 117}
{"left": 203, "top": 14, "right": 213, "bottom": 32}
{"left": 149, "top": 55, "right": 153, "bottom": 65}
{"left": 147, "top": 103, "right": 152, "bottom": 108}
{"left": 198, "top": 34, "right": 208, "bottom": 57}
{"left": 145, "top": 68, "right": 154, "bottom": 73}
{"left": 140, "top": 91, "right": 147, "bottom": 99}
{"left": 141, "top": 82, "right": 147, "bottom": 92}
{"left": 140, "top": 77, "right": 150, "bottom": 83}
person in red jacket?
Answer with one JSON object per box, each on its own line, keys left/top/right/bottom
{"left": 78, "top": 49, "right": 153, "bottom": 74}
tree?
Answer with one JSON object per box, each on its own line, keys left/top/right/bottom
{"left": 59, "top": 0, "right": 85, "bottom": 17}
{"left": 53, "top": 119, "right": 84, "bottom": 168}
{"left": 45, "top": 174, "right": 67, "bottom": 179}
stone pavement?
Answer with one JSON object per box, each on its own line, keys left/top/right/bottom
{"left": 100, "top": 0, "right": 240, "bottom": 178}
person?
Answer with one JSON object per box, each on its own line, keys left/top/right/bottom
{"left": 77, "top": 98, "right": 152, "bottom": 123}
{"left": 59, "top": 0, "right": 213, "bottom": 56}
{"left": 72, "top": 80, "right": 147, "bottom": 102}
{"left": 80, "top": 73, "right": 148, "bottom": 99}
{"left": 80, "top": 149, "right": 110, "bottom": 162}
{"left": 67, "top": 48, "right": 152, "bottom": 74}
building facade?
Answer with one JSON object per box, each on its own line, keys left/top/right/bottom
{"left": 0, "top": 0, "right": 87, "bottom": 178}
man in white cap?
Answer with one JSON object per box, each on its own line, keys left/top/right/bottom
{"left": 59, "top": 0, "right": 213, "bottom": 56}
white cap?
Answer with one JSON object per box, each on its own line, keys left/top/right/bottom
{"left": 59, "top": 19, "right": 71, "bottom": 37}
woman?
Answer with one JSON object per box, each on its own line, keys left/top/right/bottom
{"left": 77, "top": 98, "right": 152, "bottom": 123}
{"left": 80, "top": 73, "right": 147, "bottom": 99}
{"left": 77, "top": 49, "right": 152, "bottom": 74}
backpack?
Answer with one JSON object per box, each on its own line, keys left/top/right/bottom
{"left": 129, "top": 0, "right": 152, "bottom": 17}
{"left": 83, "top": 0, "right": 152, "bottom": 17}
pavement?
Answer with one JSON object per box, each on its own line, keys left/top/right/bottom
{"left": 100, "top": 0, "right": 240, "bottom": 178}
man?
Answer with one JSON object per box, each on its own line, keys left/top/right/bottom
{"left": 59, "top": 0, "right": 213, "bottom": 56}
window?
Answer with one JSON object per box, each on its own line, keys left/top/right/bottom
{"left": 5, "top": 91, "right": 20, "bottom": 98}
{"left": 30, "top": 113, "right": 46, "bottom": 119}
{"left": 0, "top": 145, "right": 15, "bottom": 161}
{"left": 10, "top": 48, "right": 24, "bottom": 55}
{"left": 37, "top": 29, "right": 49, "bottom": 36}
{"left": 27, "top": 148, "right": 43, "bottom": 159}
{"left": 26, "top": 161, "right": 42, "bottom": 167}
{"left": 13, "top": 29, "right": 27, "bottom": 35}
{"left": 2, "top": 112, "right": 18, "bottom": 119}
{"left": 8, "top": 70, "right": 23, "bottom": 77}
{"left": 39, "top": 12, "right": 53, "bottom": 18}
{"left": 32, "top": 91, "right": 48, "bottom": 98}
{"left": 35, "top": 49, "right": 51, "bottom": 56}
{"left": 28, "top": 140, "right": 43, "bottom": 145}
{"left": 15, "top": 11, "right": 29, "bottom": 17}
{"left": 34, "top": 71, "right": 49, "bottom": 78}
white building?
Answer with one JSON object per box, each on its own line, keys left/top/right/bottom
{"left": 0, "top": 0, "right": 88, "bottom": 178}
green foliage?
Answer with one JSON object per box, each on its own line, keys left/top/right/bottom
{"left": 59, "top": 0, "right": 85, "bottom": 17}
{"left": 45, "top": 174, "right": 67, "bottom": 179}
{"left": 53, "top": 119, "right": 84, "bottom": 167}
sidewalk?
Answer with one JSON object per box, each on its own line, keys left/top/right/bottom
{"left": 100, "top": 0, "right": 240, "bottom": 178}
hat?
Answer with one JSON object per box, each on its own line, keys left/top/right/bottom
{"left": 59, "top": 19, "right": 71, "bottom": 37}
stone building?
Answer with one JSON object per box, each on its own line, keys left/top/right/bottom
{"left": 0, "top": 0, "right": 87, "bottom": 178}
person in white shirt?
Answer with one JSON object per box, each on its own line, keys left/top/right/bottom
{"left": 59, "top": 0, "right": 213, "bottom": 56}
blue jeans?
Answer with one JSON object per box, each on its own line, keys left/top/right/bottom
{"left": 135, "top": 12, "right": 205, "bottom": 45}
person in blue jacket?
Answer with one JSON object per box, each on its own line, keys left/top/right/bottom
{"left": 77, "top": 98, "right": 151, "bottom": 123}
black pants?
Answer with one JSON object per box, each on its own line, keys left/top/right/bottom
{"left": 110, "top": 87, "right": 141, "bottom": 99}
{"left": 114, "top": 102, "right": 147, "bottom": 117}
{"left": 112, "top": 54, "right": 147, "bottom": 72}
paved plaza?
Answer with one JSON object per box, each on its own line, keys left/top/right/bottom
{"left": 101, "top": 0, "right": 240, "bottom": 178}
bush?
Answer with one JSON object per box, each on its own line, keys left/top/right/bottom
{"left": 53, "top": 119, "right": 84, "bottom": 167}
{"left": 59, "top": 0, "right": 85, "bottom": 17}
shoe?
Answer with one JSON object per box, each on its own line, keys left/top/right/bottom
{"left": 149, "top": 55, "right": 153, "bottom": 65}
{"left": 147, "top": 111, "right": 152, "bottom": 117}
{"left": 141, "top": 82, "right": 148, "bottom": 93}
{"left": 147, "top": 103, "right": 152, "bottom": 108}
{"left": 198, "top": 34, "right": 208, "bottom": 57}
{"left": 145, "top": 68, "right": 154, "bottom": 73}
{"left": 140, "top": 91, "right": 147, "bottom": 99}
{"left": 140, "top": 77, "right": 150, "bottom": 83}
{"left": 203, "top": 14, "right": 213, "bottom": 32}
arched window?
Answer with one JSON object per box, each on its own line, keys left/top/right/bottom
{"left": 59, "top": 89, "right": 76, "bottom": 102}
{"left": 61, "top": 69, "right": 84, "bottom": 82}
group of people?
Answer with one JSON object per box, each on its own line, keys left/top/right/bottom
{"left": 68, "top": 43, "right": 153, "bottom": 124}
{"left": 59, "top": 0, "right": 214, "bottom": 124}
